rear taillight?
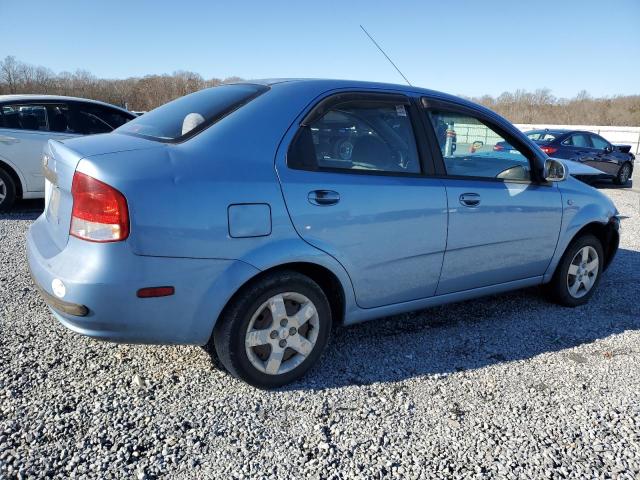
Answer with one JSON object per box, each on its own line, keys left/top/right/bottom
{"left": 493, "top": 144, "right": 504, "bottom": 151}
{"left": 70, "top": 172, "right": 129, "bottom": 242}
{"left": 540, "top": 146, "right": 558, "bottom": 155}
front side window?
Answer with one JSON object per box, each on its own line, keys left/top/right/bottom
{"left": 0, "top": 104, "right": 48, "bottom": 131}
{"left": 427, "top": 111, "right": 531, "bottom": 181}
{"left": 116, "top": 84, "right": 268, "bottom": 142}
{"left": 590, "top": 134, "right": 610, "bottom": 150}
{"left": 562, "top": 133, "right": 592, "bottom": 148}
{"left": 288, "top": 99, "right": 421, "bottom": 174}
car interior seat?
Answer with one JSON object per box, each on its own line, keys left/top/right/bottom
{"left": 20, "top": 114, "right": 39, "bottom": 130}
{"left": 50, "top": 113, "right": 68, "bottom": 132}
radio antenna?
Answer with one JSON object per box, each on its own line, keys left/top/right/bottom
{"left": 359, "top": 24, "right": 412, "bottom": 86}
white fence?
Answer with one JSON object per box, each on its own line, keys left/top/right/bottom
{"left": 515, "top": 124, "right": 640, "bottom": 155}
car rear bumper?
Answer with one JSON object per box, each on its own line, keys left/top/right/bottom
{"left": 27, "top": 214, "right": 259, "bottom": 345}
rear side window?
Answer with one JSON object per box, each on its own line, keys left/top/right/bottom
{"left": 288, "top": 99, "right": 421, "bottom": 174}
{"left": 116, "top": 84, "right": 268, "bottom": 142}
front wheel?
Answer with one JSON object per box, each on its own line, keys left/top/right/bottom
{"left": 547, "top": 234, "right": 604, "bottom": 307}
{"left": 613, "top": 162, "right": 632, "bottom": 185}
{"left": 213, "top": 271, "right": 332, "bottom": 388}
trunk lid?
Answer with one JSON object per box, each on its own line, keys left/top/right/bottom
{"left": 43, "top": 133, "right": 163, "bottom": 251}
{"left": 43, "top": 140, "right": 83, "bottom": 250}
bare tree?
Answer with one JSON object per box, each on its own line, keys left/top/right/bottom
{"left": 1, "top": 56, "right": 639, "bottom": 125}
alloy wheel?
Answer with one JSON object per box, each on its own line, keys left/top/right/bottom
{"left": 566, "top": 246, "right": 599, "bottom": 298}
{"left": 620, "top": 164, "right": 631, "bottom": 183}
{"left": 0, "top": 177, "right": 6, "bottom": 204}
{"left": 244, "top": 292, "right": 319, "bottom": 375}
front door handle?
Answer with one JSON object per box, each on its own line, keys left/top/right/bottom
{"left": 308, "top": 190, "right": 340, "bottom": 206}
{"left": 459, "top": 193, "right": 481, "bottom": 207}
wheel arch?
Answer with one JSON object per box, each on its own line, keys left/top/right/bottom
{"left": 555, "top": 220, "right": 619, "bottom": 276}
{"left": 0, "top": 158, "right": 24, "bottom": 199}
{"left": 217, "top": 261, "right": 347, "bottom": 331}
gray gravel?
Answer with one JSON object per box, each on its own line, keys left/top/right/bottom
{"left": 1, "top": 178, "right": 639, "bottom": 479}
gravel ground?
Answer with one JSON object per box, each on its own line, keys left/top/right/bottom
{"left": 1, "top": 178, "right": 639, "bottom": 479}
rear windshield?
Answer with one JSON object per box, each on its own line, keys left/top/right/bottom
{"left": 526, "top": 130, "right": 557, "bottom": 142}
{"left": 116, "top": 83, "right": 268, "bottom": 142}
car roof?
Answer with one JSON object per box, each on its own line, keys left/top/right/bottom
{"left": 241, "top": 78, "right": 485, "bottom": 110}
{"left": 527, "top": 128, "right": 571, "bottom": 134}
{"left": 0, "top": 94, "right": 132, "bottom": 114}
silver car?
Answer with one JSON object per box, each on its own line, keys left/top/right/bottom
{"left": 0, "top": 95, "right": 135, "bottom": 210}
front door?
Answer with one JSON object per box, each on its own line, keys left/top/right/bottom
{"left": 277, "top": 92, "right": 448, "bottom": 309}
{"left": 423, "top": 106, "right": 563, "bottom": 295}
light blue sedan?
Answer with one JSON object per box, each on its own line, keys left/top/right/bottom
{"left": 27, "top": 80, "right": 620, "bottom": 388}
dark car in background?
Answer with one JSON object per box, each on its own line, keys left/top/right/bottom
{"left": 495, "top": 129, "right": 635, "bottom": 185}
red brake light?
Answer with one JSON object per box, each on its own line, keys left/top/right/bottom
{"left": 493, "top": 144, "right": 504, "bottom": 151}
{"left": 70, "top": 172, "right": 129, "bottom": 242}
{"left": 540, "top": 146, "right": 558, "bottom": 155}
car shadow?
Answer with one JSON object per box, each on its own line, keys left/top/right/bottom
{"left": 279, "top": 247, "right": 639, "bottom": 391}
{"left": 0, "top": 199, "right": 44, "bottom": 221}
{"left": 591, "top": 177, "right": 635, "bottom": 190}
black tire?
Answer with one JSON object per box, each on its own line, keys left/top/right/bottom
{"left": 613, "top": 162, "right": 632, "bottom": 185}
{"left": 213, "top": 271, "right": 332, "bottom": 388}
{"left": 0, "top": 167, "right": 17, "bottom": 212}
{"left": 546, "top": 234, "right": 604, "bottom": 307}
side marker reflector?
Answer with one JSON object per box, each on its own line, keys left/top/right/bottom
{"left": 137, "top": 287, "right": 175, "bottom": 298}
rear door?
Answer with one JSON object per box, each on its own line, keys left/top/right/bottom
{"left": 277, "top": 92, "right": 448, "bottom": 309}
{"left": 421, "top": 100, "right": 562, "bottom": 294}
{"left": 560, "top": 133, "right": 593, "bottom": 164}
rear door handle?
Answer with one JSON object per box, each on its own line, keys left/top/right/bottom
{"left": 459, "top": 193, "right": 481, "bottom": 207}
{"left": 308, "top": 190, "right": 340, "bottom": 206}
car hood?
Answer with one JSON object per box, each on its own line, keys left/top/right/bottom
{"left": 555, "top": 158, "right": 604, "bottom": 176}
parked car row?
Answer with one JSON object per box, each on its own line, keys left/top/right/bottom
{"left": 24, "top": 79, "right": 620, "bottom": 387}
{"left": 0, "top": 95, "right": 136, "bottom": 210}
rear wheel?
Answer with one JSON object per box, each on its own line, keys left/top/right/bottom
{"left": 547, "top": 234, "right": 603, "bottom": 307}
{"left": 614, "top": 162, "right": 632, "bottom": 185}
{"left": 0, "top": 167, "right": 17, "bottom": 212}
{"left": 213, "top": 271, "right": 332, "bottom": 388}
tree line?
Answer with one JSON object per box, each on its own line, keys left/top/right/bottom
{"left": 1, "top": 56, "right": 638, "bottom": 126}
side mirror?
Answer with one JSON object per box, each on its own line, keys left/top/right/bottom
{"left": 603, "top": 145, "right": 613, "bottom": 153}
{"left": 544, "top": 158, "right": 567, "bottom": 182}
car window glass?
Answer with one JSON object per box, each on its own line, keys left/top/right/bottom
{"left": 73, "top": 104, "right": 133, "bottom": 134}
{"left": 526, "top": 131, "right": 557, "bottom": 141}
{"left": 288, "top": 100, "right": 421, "bottom": 174}
{"left": 427, "top": 111, "right": 530, "bottom": 181}
{"left": 562, "top": 134, "right": 591, "bottom": 148}
{"left": 590, "top": 135, "right": 610, "bottom": 150}
{"left": 116, "top": 84, "right": 267, "bottom": 142}
{"left": 0, "top": 104, "right": 48, "bottom": 131}
{"left": 45, "top": 104, "right": 76, "bottom": 133}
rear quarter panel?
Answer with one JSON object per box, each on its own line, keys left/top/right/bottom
{"left": 74, "top": 83, "right": 358, "bottom": 323}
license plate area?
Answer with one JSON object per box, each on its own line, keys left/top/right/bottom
{"left": 46, "top": 185, "right": 61, "bottom": 223}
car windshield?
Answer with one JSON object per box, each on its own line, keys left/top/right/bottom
{"left": 116, "top": 83, "right": 268, "bottom": 142}
{"left": 526, "top": 131, "right": 557, "bottom": 142}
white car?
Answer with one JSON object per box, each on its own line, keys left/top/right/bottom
{"left": 0, "top": 95, "right": 136, "bottom": 210}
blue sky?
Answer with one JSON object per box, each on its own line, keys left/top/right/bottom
{"left": 2, "top": 0, "right": 639, "bottom": 98}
